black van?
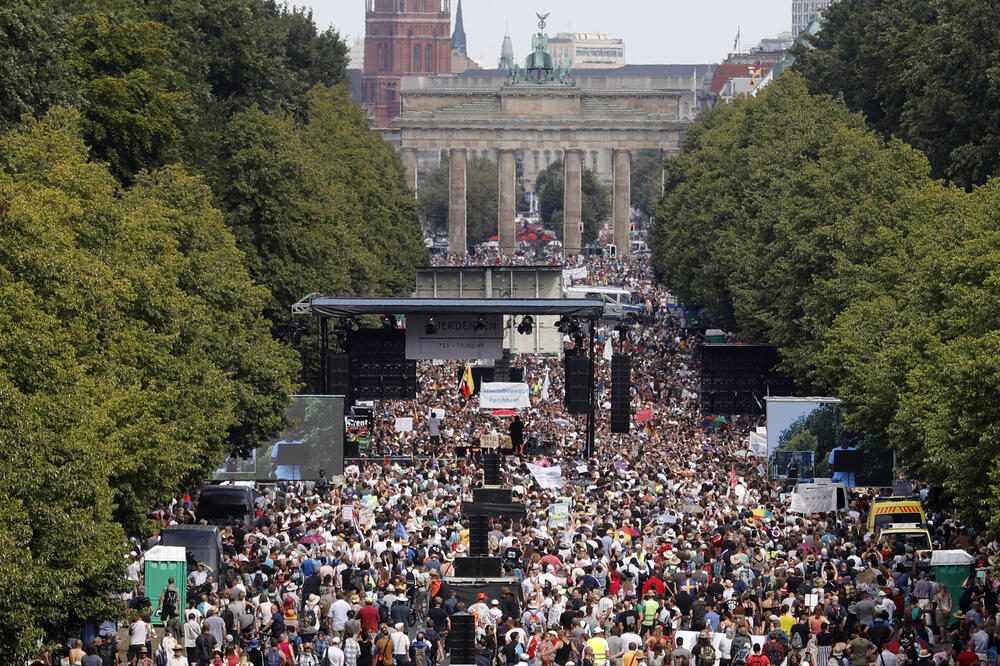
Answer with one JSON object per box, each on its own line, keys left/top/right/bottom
{"left": 160, "top": 524, "right": 223, "bottom": 576}
{"left": 196, "top": 484, "right": 257, "bottom": 527}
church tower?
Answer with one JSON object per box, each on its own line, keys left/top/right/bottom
{"left": 362, "top": 0, "right": 453, "bottom": 127}
{"left": 451, "top": 0, "right": 467, "bottom": 55}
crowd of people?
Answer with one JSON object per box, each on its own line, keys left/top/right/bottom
{"left": 51, "top": 247, "right": 1000, "bottom": 666}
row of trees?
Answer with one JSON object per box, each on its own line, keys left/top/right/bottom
{"left": 0, "top": 0, "right": 426, "bottom": 656}
{"left": 793, "top": 0, "right": 1000, "bottom": 190}
{"left": 651, "top": 72, "right": 1000, "bottom": 533}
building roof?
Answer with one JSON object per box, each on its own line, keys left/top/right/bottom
{"left": 710, "top": 63, "right": 773, "bottom": 94}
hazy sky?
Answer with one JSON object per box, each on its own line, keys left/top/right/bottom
{"left": 310, "top": 0, "right": 795, "bottom": 66}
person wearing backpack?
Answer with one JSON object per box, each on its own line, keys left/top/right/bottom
{"left": 694, "top": 631, "right": 717, "bottom": 666}
{"left": 746, "top": 644, "right": 769, "bottom": 666}
{"left": 160, "top": 579, "right": 181, "bottom": 624}
{"left": 765, "top": 633, "right": 785, "bottom": 666}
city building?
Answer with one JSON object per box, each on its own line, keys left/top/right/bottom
{"left": 361, "top": 0, "right": 453, "bottom": 127}
{"left": 548, "top": 33, "right": 625, "bottom": 69}
{"left": 792, "top": 0, "right": 837, "bottom": 36}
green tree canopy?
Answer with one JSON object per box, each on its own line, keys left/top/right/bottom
{"left": 418, "top": 155, "right": 525, "bottom": 250}
{"left": 793, "top": 0, "right": 1000, "bottom": 189}
{"left": 534, "top": 160, "right": 610, "bottom": 245}
{"left": 0, "top": 108, "right": 297, "bottom": 657}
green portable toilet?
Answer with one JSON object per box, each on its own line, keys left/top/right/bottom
{"left": 930, "top": 549, "right": 975, "bottom": 623}
{"left": 705, "top": 329, "right": 726, "bottom": 344}
{"left": 145, "top": 545, "right": 187, "bottom": 626}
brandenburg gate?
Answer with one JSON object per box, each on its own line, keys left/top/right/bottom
{"left": 395, "top": 13, "right": 693, "bottom": 255}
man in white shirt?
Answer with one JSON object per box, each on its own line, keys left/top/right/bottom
{"left": 391, "top": 623, "right": 411, "bottom": 666}
{"left": 183, "top": 612, "right": 201, "bottom": 663}
{"left": 330, "top": 593, "right": 352, "bottom": 637}
{"left": 326, "top": 637, "right": 346, "bottom": 666}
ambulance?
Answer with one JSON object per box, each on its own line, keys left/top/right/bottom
{"left": 866, "top": 496, "right": 927, "bottom": 532}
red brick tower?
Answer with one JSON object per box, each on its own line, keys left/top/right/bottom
{"left": 363, "top": 0, "right": 453, "bottom": 127}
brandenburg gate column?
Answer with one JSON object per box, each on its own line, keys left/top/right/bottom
{"left": 563, "top": 148, "right": 583, "bottom": 255}
{"left": 401, "top": 147, "right": 418, "bottom": 195}
{"left": 613, "top": 148, "right": 631, "bottom": 253}
{"left": 498, "top": 148, "right": 517, "bottom": 255}
{"left": 448, "top": 148, "right": 468, "bottom": 255}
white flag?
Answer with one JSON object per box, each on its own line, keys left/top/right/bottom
{"left": 541, "top": 367, "right": 551, "bottom": 400}
{"left": 603, "top": 337, "right": 613, "bottom": 361}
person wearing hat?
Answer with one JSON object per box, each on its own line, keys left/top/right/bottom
{"left": 166, "top": 643, "right": 189, "bottom": 666}
{"left": 587, "top": 626, "right": 610, "bottom": 666}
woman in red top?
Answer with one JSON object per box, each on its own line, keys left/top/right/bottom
{"left": 278, "top": 633, "right": 296, "bottom": 665}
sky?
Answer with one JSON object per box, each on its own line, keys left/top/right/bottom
{"left": 311, "top": 0, "right": 796, "bottom": 66}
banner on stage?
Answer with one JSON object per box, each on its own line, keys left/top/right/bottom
{"left": 479, "top": 382, "right": 531, "bottom": 409}
{"left": 405, "top": 314, "right": 503, "bottom": 360}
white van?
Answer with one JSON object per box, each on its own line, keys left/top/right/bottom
{"left": 564, "top": 285, "right": 643, "bottom": 319}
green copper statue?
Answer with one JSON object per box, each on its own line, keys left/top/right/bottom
{"left": 505, "top": 11, "right": 572, "bottom": 86}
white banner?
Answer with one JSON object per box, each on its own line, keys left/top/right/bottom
{"left": 405, "top": 314, "right": 503, "bottom": 360}
{"left": 748, "top": 431, "right": 768, "bottom": 456}
{"left": 527, "top": 463, "right": 564, "bottom": 489}
{"left": 562, "top": 267, "right": 588, "bottom": 284}
{"left": 479, "top": 382, "right": 531, "bottom": 409}
{"left": 789, "top": 484, "right": 838, "bottom": 514}
{"left": 394, "top": 417, "right": 413, "bottom": 432}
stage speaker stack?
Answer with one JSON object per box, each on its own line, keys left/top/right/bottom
{"left": 494, "top": 351, "right": 511, "bottom": 383}
{"left": 699, "top": 343, "right": 793, "bottom": 416}
{"left": 611, "top": 353, "right": 631, "bottom": 434}
{"left": 325, "top": 353, "right": 350, "bottom": 395}
{"left": 346, "top": 329, "right": 416, "bottom": 400}
{"left": 564, "top": 355, "right": 590, "bottom": 414}
{"left": 482, "top": 453, "right": 502, "bottom": 486}
{"left": 468, "top": 516, "right": 490, "bottom": 556}
{"left": 449, "top": 614, "right": 477, "bottom": 664}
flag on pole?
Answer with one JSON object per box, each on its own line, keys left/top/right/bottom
{"left": 541, "top": 367, "right": 551, "bottom": 400}
{"left": 459, "top": 362, "right": 475, "bottom": 399}
{"left": 603, "top": 337, "right": 613, "bottom": 361}
{"left": 750, "top": 63, "right": 762, "bottom": 86}
{"left": 734, "top": 27, "right": 740, "bottom": 52}
{"left": 729, "top": 463, "right": 738, "bottom": 494}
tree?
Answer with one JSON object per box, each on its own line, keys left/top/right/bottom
{"left": 792, "top": 0, "right": 1000, "bottom": 189}
{"left": 0, "top": 0, "right": 77, "bottom": 131}
{"left": 212, "top": 85, "right": 427, "bottom": 327}
{"left": 0, "top": 108, "right": 297, "bottom": 657}
{"left": 418, "top": 155, "right": 525, "bottom": 249}
{"left": 534, "top": 161, "right": 610, "bottom": 245}
{"left": 630, "top": 148, "right": 664, "bottom": 218}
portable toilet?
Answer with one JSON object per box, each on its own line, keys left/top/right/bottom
{"left": 144, "top": 545, "right": 187, "bottom": 626}
{"left": 705, "top": 328, "right": 726, "bottom": 343}
{"left": 930, "top": 549, "right": 975, "bottom": 623}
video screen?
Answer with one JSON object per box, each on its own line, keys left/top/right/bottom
{"left": 771, "top": 450, "right": 815, "bottom": 480}
{"left": 213, "top": 395, "right": 345, "bottom": 480}
{"left": 766, "top": 398, "right": 893, "bottom": 487}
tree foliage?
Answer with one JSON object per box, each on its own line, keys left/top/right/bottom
{"left": 418, "top": 155, "right": 525, "bottom": 249}
{"left": 534, "top": 161, "right": 610, "bottom": 245}
{"left": 0, "top": 108, "right": 296, "bottom": 659}
{"left": 792, "top": 0, "right": 1000, "bottom": 189}
{"left": 651, "top": 70, "right": 1000, "bottom": 531}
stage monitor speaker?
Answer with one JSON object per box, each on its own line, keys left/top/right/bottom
{"left": 325, "top": 353, "right": 350, "bottom": 395}
{"left": 564, "top": 355, "right": 590, "bottom": 414}
{"left": 449, "top": 614, "right": 477, "bottom": 664}
{"left": 453, "top": 556, "right": 503, "bottom": 578}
